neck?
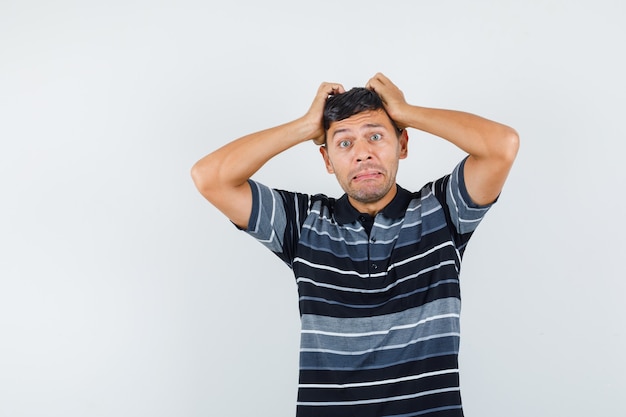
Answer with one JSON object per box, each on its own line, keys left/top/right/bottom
{"left": 348, "top": 185, "right": 398, "bottom": 217}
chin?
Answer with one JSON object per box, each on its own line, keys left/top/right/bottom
{"left": 349, "top": 188, "right": 389, "bottom": 204}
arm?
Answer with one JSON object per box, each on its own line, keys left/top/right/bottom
{"left": 191, "top": 82, "right": 345, "bottom": 229}
{"left": 366, "top": 73, "right": 519, "bottom": 206}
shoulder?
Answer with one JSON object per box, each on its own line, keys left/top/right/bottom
{"left": 310, "top": 192, "right": 335, "bottom": 207}
{"left": 308, "top": 192, "right": 337, "bottom": 219}
{"left": 248, "top": 180, "right": 312, "bottom": 207}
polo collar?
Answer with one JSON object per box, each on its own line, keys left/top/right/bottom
{"left": 334, "top": 184, "right": 414, "bottom": 225}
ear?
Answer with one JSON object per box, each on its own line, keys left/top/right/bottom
{"left": 398, "top": 129, "right": 409, "bottom": 160}
{"left": 319, "top": 146, "right": 335, "bottom": 174}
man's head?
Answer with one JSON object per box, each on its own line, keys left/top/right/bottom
{"left": 320, "top": 88, "right": 408, "bottom": 215}
{"left": 323, "top": 87, "right": 401, "bottom": 135}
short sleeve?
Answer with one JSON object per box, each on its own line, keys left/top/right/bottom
{"left": 243, "top": 180, "right": 310, "bottom": 266}
{"left": 445, "top": 157, "right": 495, "bottom": 235}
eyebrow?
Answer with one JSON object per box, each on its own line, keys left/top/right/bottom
{"left": 331, "top": 123, "right": 387, "bottom": 139}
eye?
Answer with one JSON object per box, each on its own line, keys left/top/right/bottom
{"left": 339, "top": 140, "right": 352, "bottom": 148}
{"left": 370, "top": 133, "right": 382, "bottom": 141}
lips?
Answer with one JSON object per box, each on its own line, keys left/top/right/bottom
{"left": 352, "top": 169, "right": 383, "bottom": 181}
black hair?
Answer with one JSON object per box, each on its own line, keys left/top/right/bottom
{"left": 323, "top": 87, "right": 401, "bottom": 133}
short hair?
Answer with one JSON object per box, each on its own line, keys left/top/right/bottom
{"left": 323, "top": 87, "right": 401, "bottom": 133}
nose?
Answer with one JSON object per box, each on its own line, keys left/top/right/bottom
{"left": 354, "top": 140, "right": 373, "bottom": 163}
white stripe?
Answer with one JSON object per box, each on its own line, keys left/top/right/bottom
{"left": 295, "top": 259, "right": 456, "bottom": 294}
{"left": 307, "top": 207, "right": 336, "bottom": 223}
{"left": 459, "top": 216, "right": 482, "bottom": 223}
{"left": 294, "top": 241, "right": 455, "bottom": 281}
{"left": 297, "top": 387, "right": 459, "bottom": 407}
{"left": 401, "top": 218, "right": 422, "bottom": 228}
{"left": 388, "top": 241, "right": 456, "bottom": 270}
{"left": 421, "top": 204, "right": 441, "bottom": 217}
{"left": 301, "top": 225, "right": 370, "bottom": 245}
{"left": 258, "top": 229, "right": 276, "bottom": 244}
{"left": 300, "top": 332, "right": 460, "bottom": 355}
{"left": 455, "top": 175, "right": 487, "bottom": 213}
{"left": 301, "top": 313, "right": 459, "bottom": 337}
{"left": 257, "top": 190, "right": 278, "bottom": 244}
{"left": 299, "top": 368, "right": 458, "bottom": 389}
{"left": 295, "top": 194, "right": 302, "bottom": 240}
{"left": 293, "top": 258, "right": 386, "bottom": 279}
{"left": 447, "top": 179, "right": 460, "bottom": 223}
{"left": 406, "top": 202, "right": 422, "bottom": 213}
{"left": 372, "top": 217, "right": 404, "bottom": 230}
{"left": 308, "top": 207, "right": 365, "bottom": 232}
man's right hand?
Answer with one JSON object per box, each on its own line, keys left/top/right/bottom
{"left": 192, "top": 81, "right": 344, "bottom": 228}
{"left": 365, "top": 73, "right": 411, "bottom": 129}
{"left": 304, "top": 82, "right": 345, "bottom": 145}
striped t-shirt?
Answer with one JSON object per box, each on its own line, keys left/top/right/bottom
{"left": 244, "top": 158, "right": 493, "bottom": 417}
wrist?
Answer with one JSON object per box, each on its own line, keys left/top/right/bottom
{"left": 392, "top": 104, "right": 424, "bottom": 130}
{"left": 295, "top": 114, "right": 324, "bottom": 143}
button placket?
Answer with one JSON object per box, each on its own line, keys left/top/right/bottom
{"left": 369, "top": 231, "right": 377, "bottom": 273}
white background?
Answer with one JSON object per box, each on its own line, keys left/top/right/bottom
{"left": 1, "top": 1, "right": 624, "bottom": 416}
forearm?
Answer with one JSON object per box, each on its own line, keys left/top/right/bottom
{"left": 395, "top": 105, "right": 518, "bottom": 162}
{"left": 191, "top": 116, "right": 316, "bottom": 194}
{"left": 191, "top": 81, "right": 343, "bottom": 227}
{"left": 394, "top": 104, "right": 519, "bottom": 205}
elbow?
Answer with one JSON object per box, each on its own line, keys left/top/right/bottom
{"left": 190, "top": 159, "right": 215, "bottom": 196}
{"left": 492, "top": 126, "right": 519, "bottom": 166}
{"left": 190, "top": 160, "right": 201, "bottom": 180}
{"left": 191, "top": 156, "right": 242, "bottom": 202}
{"left": 476, "top": 126, "right": 519, "bottom": 170}
{"left": 190, "top": 161, "right": 202, "bottom": 188}
{"left": 503, "top": 127, "right": 520, "bottom": 164}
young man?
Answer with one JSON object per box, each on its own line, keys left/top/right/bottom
{"left": 192, "top": 73, "right": 519, "bottom": 417}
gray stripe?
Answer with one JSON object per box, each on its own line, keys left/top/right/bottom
{"left": 300, "top": 316, "right": 460, "bottom": 352}
{"left": 301, "top": 298, "right": 460, "bottom": 334}
{"left": 299, "top": 335, "right": 460, "bottom": 370}
{"left": 447, "top": 162, "right": 491, "bottom": 234}
{"left": 247, "top": 182, "right": 288, "bottom": 252}
{"left": 381, "top": 405, "right": 463, "bottom": 417}
{"left": 299, "top": 350, "right": 459, "bottom": 371}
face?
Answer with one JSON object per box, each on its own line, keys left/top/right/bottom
{"left": 320, "top": 109, "right": 408, "bottom": 214}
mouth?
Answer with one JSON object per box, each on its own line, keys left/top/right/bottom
{"left": 352, "top": 170, "right": 383, "bottom": 182}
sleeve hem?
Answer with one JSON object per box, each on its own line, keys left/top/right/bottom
{"left": 233, "top": 179, "right": 259, "bottom": 232}
{"left": 457, "top": 156, "right": 498, "bottom": 209}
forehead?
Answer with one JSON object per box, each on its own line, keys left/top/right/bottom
{"left": 327, "top": 109, "right": 395, "bottom": 135}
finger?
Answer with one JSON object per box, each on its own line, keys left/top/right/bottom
{"left": 328, "top": 83, "right": 345, "bottom": 95}
{"left": 313, "top": 134, "right": 326, "bottom": 145}
{"left": 366, "top": 73, "right": 385, "bottom": 91}
{"left": 366, "top": 77, "right": 382, "bottom": 93}
{"left": 320, "top": 82, "right": 345, "bottom": 96}
{"left": 374, "top": 72, "right": 389, "bottom": 84}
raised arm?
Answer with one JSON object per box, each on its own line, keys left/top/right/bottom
{"left": 366, "top": 73, "right": 519, "bottom": 206}
{"left": 191, "top": 82, "right": 345, "bottom": 228}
